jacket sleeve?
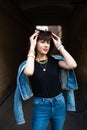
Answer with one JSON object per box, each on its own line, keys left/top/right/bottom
{"left": 59, "top": 69, "right": 78, "bottom": 111}
{"left": 60, "top": 69, "right": 78, "bottom": 90}
{"left": 67, "top": 70, "right": 78, "bottom": 90}
{"left": 14, "top": 86, "right": 25, "bottom": 125}
{"left": 52, "top": 54, "right": 78, "bottom": 90}
{"left": 14, "top": 61, "right": 33, "bottom": 125}
{"left": 66, "top": 90, "right": 76, "bottom": 111}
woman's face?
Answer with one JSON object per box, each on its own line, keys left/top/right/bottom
{"left": 36, "top": 39, "right": 50, "bottom": 55}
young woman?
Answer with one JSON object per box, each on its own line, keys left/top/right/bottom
{"left": 24, "top": 30, "right": 77, "bottom": 130}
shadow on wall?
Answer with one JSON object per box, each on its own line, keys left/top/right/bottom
{"left": 0, "top": 1, "right": 35, "bottom": 103}
{"left": 66, "top": 2, "right": 87, "bottom": 111}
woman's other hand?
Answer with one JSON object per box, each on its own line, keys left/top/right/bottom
{"left": 51, "top": 32, "right": 62, "bottom": 48}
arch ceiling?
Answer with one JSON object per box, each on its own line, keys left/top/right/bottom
{"left": 12, "top": 0, "right": 85, "bottom": 25}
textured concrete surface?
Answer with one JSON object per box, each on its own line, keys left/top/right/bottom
{"left": 0, "top": 91, "right": 87, "bottom": 130}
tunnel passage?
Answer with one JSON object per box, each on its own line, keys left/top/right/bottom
{"left": 0, "top": 1, "right": 87, "bottom": 130}
{"left": 0, "top": 0, "right": 87, "bottom": 112}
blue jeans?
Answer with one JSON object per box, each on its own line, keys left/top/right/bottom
{"left": 31, "top": 93, "right": 66, "bottom": 130}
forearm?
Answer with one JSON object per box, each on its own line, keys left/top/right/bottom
{"left": 58, "top": 45, "right": 77, "bottom": 69}
{"left": 24, "top": 48, "right": 35, "bottom": 76}
{"left": 24, "top": 31, "right": 39, "bottom": 76}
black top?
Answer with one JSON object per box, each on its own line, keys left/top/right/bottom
{"left": 29, "top": 56, "right": 62, "bottom": 98}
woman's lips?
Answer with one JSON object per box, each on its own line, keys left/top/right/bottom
{"left": 43, "top": 49, "right": 48, "bottom": 52}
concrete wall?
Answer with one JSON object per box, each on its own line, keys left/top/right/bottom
{"left": 66, "top": 3, "right": 87, "bottom": 110}
{"left": 0, "top": 1, "right": 87, "bottom": 111}
{"left": 0, "top": 1, "right": 35, "bottom": 102}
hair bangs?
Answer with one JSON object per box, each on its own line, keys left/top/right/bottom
{"left": 37, "top": 30, "right": 52, "bottom": 41}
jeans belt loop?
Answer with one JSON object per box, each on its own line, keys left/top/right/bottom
{"left": 42, "top": 98, "right": 45, "bottom": 102}
{"left": 55, "top": 97, "right": 58, "bottom": 101}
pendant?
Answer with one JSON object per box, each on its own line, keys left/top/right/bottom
{"left": 43, "top": 68, "right": 46, "bottom": 71}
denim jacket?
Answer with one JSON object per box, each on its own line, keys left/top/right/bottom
{"left": 14, "top": 55, "right": 78, "bottom": 125}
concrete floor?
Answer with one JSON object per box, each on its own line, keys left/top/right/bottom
{"left": 0, "top": 92, "right": 87, "bottom": 130}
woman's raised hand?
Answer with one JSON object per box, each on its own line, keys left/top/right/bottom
{"left": 51, "top": 32, "right": 62, "bottom": 48}
{"left": 29, "top": 30, "right": 39, "bottom": 50}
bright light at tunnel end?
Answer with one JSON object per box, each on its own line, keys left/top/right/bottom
{"left": 36, "top": 25, "right": 48, "bottom": 31}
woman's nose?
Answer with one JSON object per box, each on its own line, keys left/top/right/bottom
{"left": 44, "top": 42, "right": 49, "bottom": 46}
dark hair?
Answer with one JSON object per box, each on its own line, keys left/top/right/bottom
{"left": 36, "top": 29, "right": 55, "bottom": 56}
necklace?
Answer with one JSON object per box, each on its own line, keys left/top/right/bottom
{"left": 37, "top": 59, "right": 48, "bottom": 71}
{"left": 40, "top": 61, "right": 48, "bottom": 71}
{"left": 38, "top": 59, "right": 48, "bottom": 64}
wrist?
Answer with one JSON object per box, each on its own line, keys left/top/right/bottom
{"left": 28, "top": 49, "right": 35, "bottom": 55}
{"left": 27, "top": 49, "right": 35, "bottom": 59}
{"left": 27, "top": 53, "right": 35, "bottom": 59}
{"left": 57, "top": 44, "right": 64, "bottom": 51}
